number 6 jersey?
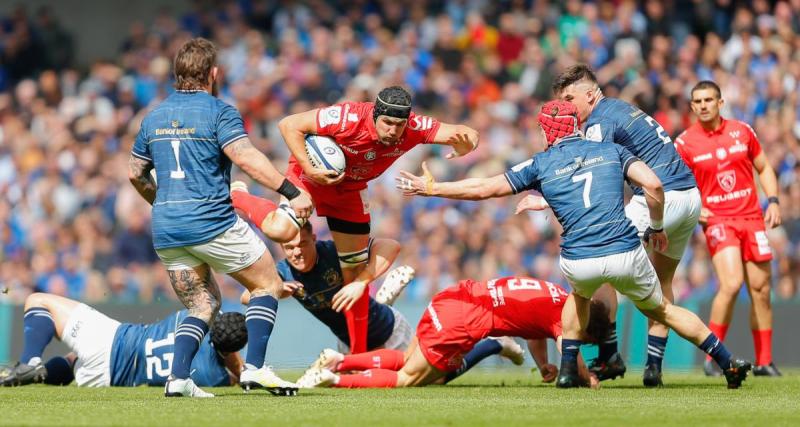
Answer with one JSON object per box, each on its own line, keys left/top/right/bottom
{"left": 109, "top": 310, "right": 230, "bottom": 387}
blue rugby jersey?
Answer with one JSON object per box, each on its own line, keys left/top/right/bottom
{"left": 505, "top": 135, "right": 641, "bottom": 260}
{"left": 109, "top": 310, "right": 229, "bottom": 387}
{"left": 584, "top": 97, "right": 696, "bottom": 196}
{"left": 276, "top": 240, "right": 395, "bottom": 349}
{"left": 131, "top": 90, "right": 247, "bottom": 249}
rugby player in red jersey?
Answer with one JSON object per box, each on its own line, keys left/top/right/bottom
{"left": 232, "top": 86, "right": 479, "bottom": 354}
{"left": 295, "top": 276, "right": 607, "bottom": 389}
{"left": 674, "top": 81, "right": 782, "bottom": 376}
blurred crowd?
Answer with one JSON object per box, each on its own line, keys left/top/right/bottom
{"left": 2, "top": 0, "right": 800, "bottom": 306}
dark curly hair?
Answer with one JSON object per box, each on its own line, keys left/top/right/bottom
{"left": 584, "top": 300, "right": 612, "bottom": 345}
{"left": 210, "top": 312, "right": 247, "bottom": 353}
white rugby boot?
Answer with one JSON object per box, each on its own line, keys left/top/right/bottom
{"left": 492, "top": 336, "right": 525, "bottom": 366}
{"left": 240, "top": 365, "right": 298, "bottom": 396}
{"left": 164, "top": 376, "right": 214, "bottom": 398}
{"left": 296, "top": 367, "right": 338, "bottom": 388}
{"left": 376, "top": 265, "right": 415, "bottom": 306}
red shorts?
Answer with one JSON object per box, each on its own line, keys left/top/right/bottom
{"left": 415, "top": 281, "right": 492, "bottom": 372}
{"left": 704, "top": 217, "right": 773, "bottom": 263}
{"left": 286, "top": 163, "right": 370, "bottom": 224}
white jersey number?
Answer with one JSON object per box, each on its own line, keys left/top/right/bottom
{"left": 507, "top": 278, "right": 543, "bottom": 291}
{"left": 572, "top": 172, "right": 593, "bottom": 208}
{"left": 169, "top": 139, "right": 186, "bottom": 179}
{"left": 644, "top": 116, "right": 672, "bottom": 145}
{"left": 145, "top": 333, "right": 175, "bottom": 380}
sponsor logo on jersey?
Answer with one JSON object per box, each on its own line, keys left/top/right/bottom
{"left": 708, "top": 224, "right": 727, "bottom": 247}
{"left": 155, "top": 127, "right": 196, "bottom": 135}
{"left": 340, "top": 145, "right": 358, "bottom": 155}
{"left": 409, "top": 115, "right": 434, "bottom": 131}
{"left": 706, "top": 187, "right": 751, "bottom": 204}
{"left": 171, "top": 120, "right": 180, "bottom": 128}
{"left": 486, "top": 279, "right": 506, "bottom": 307}
{"left": 341, "top": 104, "right": 352, "bottom": 131}
{"left": 70, "top": 320, "right": 83, "bottom": 338}
{"left": 585, "top": 124, "right": 603, "bottom": 142}
{"left": 350, "top": 166, "right": 372, "bottom": 179}
{"left": 715, "top": 147, "right": 727, "bottom": 160}
{"left": 716, "top": 170, "right": 736, "bottom": 193}
{"left": 729, "top": 142, "right": 747, "bottom": 153}
{"left": 319, "top": 106, "right": 342, "bottom": 127}
{"left": 381, "top": 148, "right": 405, "bottom": 158}
{"left": 365, "top": 150, "right": 376, "bottom": 161}
{"left": 729, "top": 130, "right": 740, "bottom": 139}
{"left": 348, "top": 113, "right": 358, "bottom": 122}
{"left": 324, "top": 268, "right": 342, "bottom": 287}
{"left": 426, "top": 304, "right": 443, "bottom": 332}
{"left": 692, "top": 153, "right": 712, "bottom": 162}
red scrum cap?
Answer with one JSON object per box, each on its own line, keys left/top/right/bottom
{"left": 537, "top": 100, "right": 580, "bottom": 146}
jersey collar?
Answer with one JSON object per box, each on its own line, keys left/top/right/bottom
{"left": 697, "top": 117, "right": 727, "bottom": 136}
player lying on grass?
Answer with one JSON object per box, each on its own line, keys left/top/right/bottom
{"left": 239, "top": 218, "right": 416, "bottom": 353}
{"left": 397, "top": 99, "right": 752, "bottom": 389}
{"left": 0, "top": 293, "right": 246, "bottom": 388}
{"left": 295, "top": 276, "right": 608, "bottom": 389}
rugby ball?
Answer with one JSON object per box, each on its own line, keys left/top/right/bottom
{"left": 304, "top": 134, "right": 346, "bottom": 174}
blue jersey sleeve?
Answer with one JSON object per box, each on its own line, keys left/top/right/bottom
{"left": 217, "top": 103, "right": 248, "bottom": 148}
{"left": 276, "top": 260, "right": 291, "bottom": 282}
{"left": 615, "top": 145, "right": 640, "bottom": 175}
{"left": 131, "top": 118, "right": 152, "bottom": 161}
{"left": 584, "top": 117, "right": 615, "bottom": 144}
{"left": 504, "top": 157, "right": 541, "bottom": 194}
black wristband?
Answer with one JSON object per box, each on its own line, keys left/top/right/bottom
{"left": 768, "top": 196, "right": 779, "bottom": 205}
{"left": 277, "top": 179, "right": 301, "bottom": 200}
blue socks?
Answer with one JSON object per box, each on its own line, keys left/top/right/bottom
{"left": 598, "top": 322, "right": 617, "bottom": 362}
{"left": 646, "top": 335, "right": 668, "bottom": 371}
{"left": 561, "top": 338, "right": 582, "bottom": 365}
{"left": 444, "top": 339, "right": 503, "bottom": 383}
{"left": 245, "top": 295, "right": 278, "bottom": 369}
{"left": 21, "top": 308, "right": 56, "bottom": 366}
{"left": 44, "top": 356, "right": 75, "bottom": 385}
{"left": 172, "top": 316, "right": 209, "bottom": 379}
{"left": 700, "top": 333, "right": 732, "bottom": 371}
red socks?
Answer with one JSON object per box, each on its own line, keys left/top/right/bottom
{"left": 706, "top": 322, "right": 729, "bottom": 361}
{"left": 334, "top": 369, "right": 398, "bottom": 388}
{"left": 344, "top": 290, "right": 370, "bottom": 354}
{"left": 338, "top": 349, "right": 405, "bottom": 372}
{"left": 231, "top": 190, "right": 277, "bottom": 228}
{"left": 752, "top": 329, "right": 773, "bottom": 366}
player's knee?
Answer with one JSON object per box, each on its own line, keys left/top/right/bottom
{"left": 24, "top": 292, "right": 49, "bottom": 310}
{"left": 716, "top": 282, "right": 741, "bottom": 299}
{"left": 262, "top": 214, "right": 299, "bottom": 243}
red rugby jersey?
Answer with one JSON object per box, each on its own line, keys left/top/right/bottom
{"left": 288, "top": 101, "right": 440, "bottom": 191}
{"left": 674, "top": 118, "right": 763, "bottom": 218}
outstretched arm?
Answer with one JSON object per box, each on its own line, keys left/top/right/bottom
{"left": 527, "top": 339, "right": 558, "bottom": 383}
{"left": 396, "top": 162, "right": 513, "bottom": 200}
{"left": 430, "top": 122, "right": 480, "bottom": 159}
{"left": 128, "top": 155, "right": 156, "bottom": 205}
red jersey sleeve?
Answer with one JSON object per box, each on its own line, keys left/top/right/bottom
{"left": 406, "top": 111, "right": 441, "bottom": 144}
{"left": 743, "top": 122, "right": 763, "bottom": 160}
{"left": 315, "top": 102, "right": 356, "bottom": 138}
{"left": 673, "top": 131, "right": 693, "bottom": 168}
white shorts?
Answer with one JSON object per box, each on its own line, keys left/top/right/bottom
{"left": 625, "top": 187, "right": 701, "bottom": 260}
{"left": 559, "top": 245, "right": 663, "bottom": 310}
{"left": 337, "top": 307, "right": 413, "bottom": 352}
{"left": 156, "top": 217, "right": 267, "bottom": 273}
{"left": 61, "top": 304, "right": 120, "bottom": 387}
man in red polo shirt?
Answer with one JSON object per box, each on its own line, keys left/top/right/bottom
{"left": 674, "top": 81, "right": 782, "bottom": 376}
{"left": 231, "top": 86, "right": 479, "bottom": 354}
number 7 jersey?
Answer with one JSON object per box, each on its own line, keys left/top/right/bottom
{"left": 504, "top": 135, "right": 641, "bottom": 260}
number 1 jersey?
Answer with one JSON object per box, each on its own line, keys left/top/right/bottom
{"left": 131, "top": 91, "right": 246, "bottom": 249}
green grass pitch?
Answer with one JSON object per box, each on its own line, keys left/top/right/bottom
{"left": 2, "top": 369, "right": 798, "bottom": 427}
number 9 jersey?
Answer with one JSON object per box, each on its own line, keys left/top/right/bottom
{"left": 504, "top": 134, "right": 641, "bottom": 260}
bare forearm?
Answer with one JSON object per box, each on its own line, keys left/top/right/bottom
{"left": 644, "top": 185, "right": 665, "bottom": 224}
{"left": 225, "top": 138, "right": 286, "bottom": 191}
{"left": 527, "top": 339, "right": 549, "bottom": 368}
{"left": 353, "top": 239, "right": 401, "bottom": 284}
{"left": 128, "top": 156, "right": 156, "bottom": 205}
{"left": 758, "top": 165, "right": 779, "bottom": 198}
{"left": 431, "top": 176, "right": 510, "bottom": 200}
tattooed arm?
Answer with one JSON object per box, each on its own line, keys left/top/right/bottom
{"left": 128, "top": 155, "right": 157, "bottom": 205}
{"left": 223, "top": 137, "right": 288, "bottom": 192}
